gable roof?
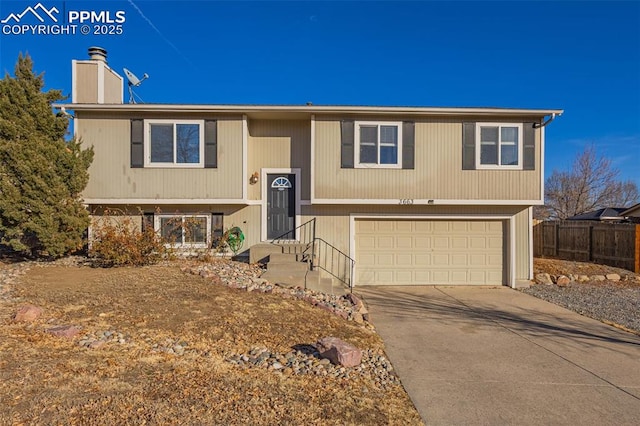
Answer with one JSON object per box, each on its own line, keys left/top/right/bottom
{"left": 567, "top": 207, "right": 628, "bottom": 221}
{"left": 622, "top": 203, "right": 640, "bottom": 217}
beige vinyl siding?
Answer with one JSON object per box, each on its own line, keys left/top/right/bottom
{"left": 314, "top": 118, "right": 541, "bottom": 201}
{"left": 103, "top": 67, "right": 123, "bottom": 104}
{"left": 75, "top": 62, "right": 98, "bottom": 104}
{"left": 515, "top": 207, "right": 531, "bottom": 282}
{"left": 78, "top": 118, "right": 244, "bottom": 200}
{"left": 247, "top": 119, "right": 311, "bottom": 201}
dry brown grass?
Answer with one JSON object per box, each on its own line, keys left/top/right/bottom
{"left": 0, "top": 263, "right": 423, "bottom": 425}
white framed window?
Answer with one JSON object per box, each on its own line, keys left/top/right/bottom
{"left": 355, "top": 121, "right": 403, "bottom": 168}
{"left": 144, "top": 120, "right": 204, "bottom": 167}
{"left": 155, "top": 214, "right": 211, "bottom": 247}
{"left": 475, "top": 123, "right": 523, "bottom": 170}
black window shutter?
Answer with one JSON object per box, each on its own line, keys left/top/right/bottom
{"left": 402, "top": 121, "right": 415, "bottom": 169}
{"left": 341, "top": 120, "right": 355, "bottom": 168}
{"left": 130, "top": 119, "right": 144, "bottom": 168}
{"left": 204, "top": 120, "right": 218, "bottom": 168}
{"left": 462, "top": 122, "right": 476, "bottom": 170}
{"left": 523, "top": 122, "right": 535, "bottom": 170}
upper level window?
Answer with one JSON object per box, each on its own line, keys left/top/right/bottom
{"left": 475, "top": 123, "right": 523, "bottom": 169}
{"left": 145, "top": 120, "right": 204, "bottom": 167}
{"left": 355, "top": 121, "right": 403, "bottom": 168}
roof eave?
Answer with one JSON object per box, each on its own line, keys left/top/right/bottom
{"left": 54, "top": 103, "right": 564, "bottom": 117}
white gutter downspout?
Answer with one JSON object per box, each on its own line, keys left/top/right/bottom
{"left": 533, "top": 112, "right": 560, "bottom": 128}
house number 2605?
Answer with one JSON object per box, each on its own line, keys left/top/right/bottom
{"left": 399, "top": 199, "right": 414, "bottom": 205}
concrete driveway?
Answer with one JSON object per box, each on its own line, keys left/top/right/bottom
{"left": 357, "top": 286, "right": 640, "bottom": 425}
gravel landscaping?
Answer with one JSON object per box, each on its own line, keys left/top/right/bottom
{"left": 523, "top": 259, "right": 640, "bottom": 334}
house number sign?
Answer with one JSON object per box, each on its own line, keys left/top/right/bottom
{"left": 399, "top": 199, "right": 414, "bottom": 205}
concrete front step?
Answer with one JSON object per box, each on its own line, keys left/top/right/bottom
{"left": 261, "top": 268, "right": 348, "bottom": 295}
{"left": 269, "top": 252, "right": 310, "bottom": 263}
{"left": 249, "top": 243, "right": 311, "bottom": 264}
{"left": 267, "top": 259, "right": 310, "bottom": 273}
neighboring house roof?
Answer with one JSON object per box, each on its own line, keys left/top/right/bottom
{"left": 622, "top": 203, "right": 640, "bottom": 217}
{"left": 567, "top": 208, "right": 628, "bottom": 221}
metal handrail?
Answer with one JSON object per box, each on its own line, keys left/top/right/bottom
{"left": 270, "top": 218, "right": 316, "bottom": 264}
{"left": 269, "top": 218, "right": 355, "bottom": 291}
{"left": 312, "top": 237, "right": 355, "bottom": 290}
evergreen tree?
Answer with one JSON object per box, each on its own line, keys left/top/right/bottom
{"left": 0, "top": 53, "right": 93, "bottom": 258}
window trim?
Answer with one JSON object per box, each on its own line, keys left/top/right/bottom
{"left": 475, "top": 122, "right": 523, "bottom": 170}
{"left": 144, "top": 119, "right": 205, "bottom": 168}
{"left": 154, "top": 214, "right": 211, "bottom": 248}
{"left": 354, "top": 121, "right": 403, "bottom": 169}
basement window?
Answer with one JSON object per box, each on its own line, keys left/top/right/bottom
{"left": 155, "top": 214, "right": 210, "bottom": 247}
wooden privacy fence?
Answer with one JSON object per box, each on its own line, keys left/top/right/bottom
{"left": 533, "top": 221, "right": 640, "bottom": 273}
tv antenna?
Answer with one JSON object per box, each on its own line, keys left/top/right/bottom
{"left": 123, "top": 67, "right": 149, "bottom": 104}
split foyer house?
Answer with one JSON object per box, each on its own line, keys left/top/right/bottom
{"left": 58, "top": 47, "right": 563, "bottom": 290}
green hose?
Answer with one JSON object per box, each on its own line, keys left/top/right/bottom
{"left": 226, "top": 226, "right": 244, "bottom": 254}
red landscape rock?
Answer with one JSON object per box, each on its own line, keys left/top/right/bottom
{"left": 555, "top": 275, "right": 571, "bottom": 286}
{"left": 46, "top": 325, "right": 81, "bottom": 339}
{"left": 316, "top": 337, "right": 362, "bottom": 367}
{"left": 14, "top": 305, "right": 44, "bottom": 322}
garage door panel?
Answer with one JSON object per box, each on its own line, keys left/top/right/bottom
{"left": 377, "top": 221, "right": 395, "bottom": 232}
{"left": 469, "top": 237, "right": 487, "bottom": 249}
{"left": 376, "top": 270, "right": 394, "bottom": 283}
{"left": 356, "top": 219, "right": 504, "bottom": 286}
{"left": 432, "top": 271, "right": 450, "bottom": 282}
{"left": 396, "top": 270, "right": 413, "bottom": 282}
{"left": 451, "top": 237, "right": 468, "bottom": 249}
{"left": 414, "top": 222, "right": 432, "bottom": 232}
{"left": 469, "top": 270, "right": 486, "bottom": 283}
{"left": 397, "top": 237, "right": 412, "bottom": 249}
{"left": 433, "top": 254, "right": 449, "bottom": 265}
{"left": 415, "top": 237, "right": 432, "bottom": 249}
{"left": 377, "top": 236, "right": 394, "bottom": 249}
{"left": 433, "top": 237, "right": 450, "bottom": 249}
{"left": 377, "top": 254, "right": 394, "bottom": 265}
{"left": 488, "top": 237, "right": 502, "bottom": 249}
{"left": 451, "top": 270, "right": 468, "bottom": 282}
{"left": 358, "top": 235, "right": 376, "bottom": 249}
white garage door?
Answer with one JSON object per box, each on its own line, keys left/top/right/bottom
{"left": 355, "top": 219, "right": 504, "bottom": 286}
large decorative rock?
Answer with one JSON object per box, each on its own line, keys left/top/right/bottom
{"left": 316, "top": 337, "right": 362, "bottom": 367}
{"left": 535, "top": 273, "right": 553, "bottom": 285}
{"left": 555, "top": 275, "right": 571, "bottom": 287}
{"left": 14, "top": 305, "right": 43, "bottom": 322}
{"left": 46, "top": 325, "right": 81, "bottom": 339}
{"left": 605, "top": 274, "right": 621, "bottom": 282}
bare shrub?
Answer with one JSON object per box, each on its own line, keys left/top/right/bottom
{"left": 89, "top": 209, "right": 171, "bottom": 267}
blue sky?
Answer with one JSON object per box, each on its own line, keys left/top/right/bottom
{"left": 1, "top": 0, "right": 639, "bottom": 188}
